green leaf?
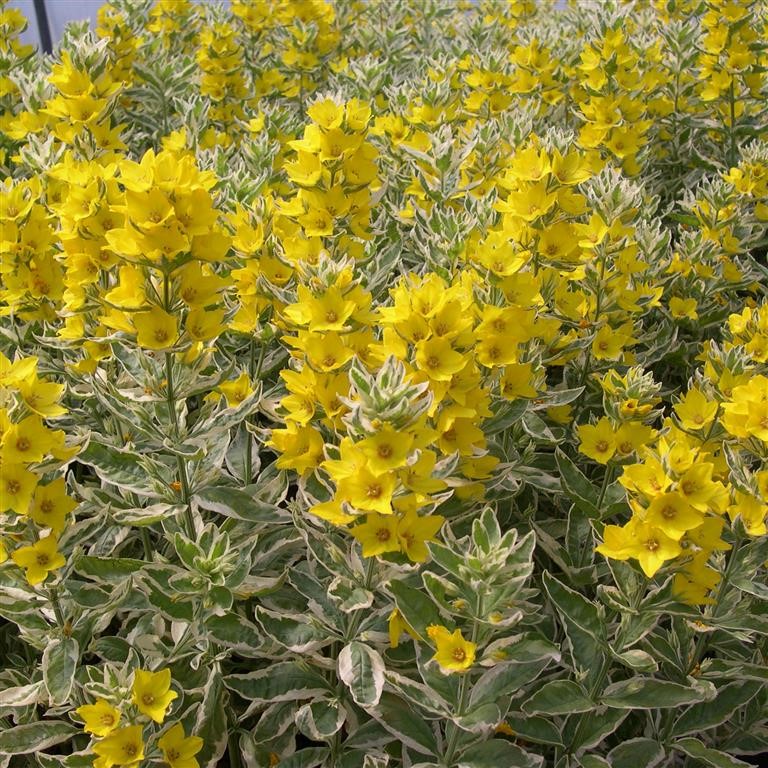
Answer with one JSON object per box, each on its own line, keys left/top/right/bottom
{"left": 542, "top": 571, "right": 604, "bottom": 673}
{"left": 454, "top": 703, "right": 501, "bottom": 735}
{"left": 296, "top": 698, "right": 345, "bottom": 742}
{"left": 569, "top": 708, "right": 628, "bottom": 751}
{"left": 671, "top": 680, "right": 763, "bottom": 736}
{"left": 522, "top": 680, "right": 594, "bottom": 715}
{"left": 579, "top": 758, "right": 610, "bottom": 768}
{"left": 112, "top": 503, "right": 184, "bottom": 526}
{"left": 205, "top": 614, "right": 263, "bottom": 657}
{"left": 225, "top": 662, "right": 330, "bottom": 703}
{"left": 0, "top": 681, "right": 45, "bottom": 708}
{"left": 608, "top": 738, "right": 665, "bottom": 768}
{"left": 370, "top": 692, "right": 437, "bottom": 756}
{"left": 193, "top": 671, "right": 229, "bottom": 768}
{"left": 457, "top": 739, "right": 544, "bottom": 768}
{"left": 503, "top": 714, "right": 563, "bottom": 747}
{"left": 338, "top": 642, "right": 385, "bottom": 707}
{"left": 484, "top": 399, "right": 528, "bottom": 434}
{"left": 388, "top": 579, "right": 443, "bottom": 638}
{"left": 277, "top": 747, "right": 329, "bottom": 768}
{"left": 42, "top": 637, "right": 79, "bottom": 706}
{"left": 77, "top": 442, "right": 156, "bottom": 495}
{"left": 672, "top": 737, "right": 753, "bottom": 767}
{"left": 195, "top": 486, "right": 288, "bottom": 524}
{"left": 255, "top": 607, "right": 329, "bottom": 653}
{"left": 0, "top": 721, "right": 77, "bottom": 756}
{"left": 469, "top": 658, "right": 556, "bottom": 707}
{"left": 556, "top": 450, "right": 599, "bottom": 516}
{"left": 602, "top": 677, "right": 716, "bottom": 709}
{"left": 75, "top": 556, "right": 145, "bottom": 582}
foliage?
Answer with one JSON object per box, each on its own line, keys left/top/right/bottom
{"left": 0, "top": 0, "right": 767, "bottom": 767}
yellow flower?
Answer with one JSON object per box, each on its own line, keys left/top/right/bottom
{"left": 676, "top": 463, "right": 721, "bottom": 512}
{"left": 674, "top": 389, "right": 718, "bottom": 432}
{"left": 577, "top": 418, "right": 617, "bottom": 464}
{"left": 92, "top": 724, "right": 145, "bottom": 768}
{"left": 157, "top": 723, "right": 204, "bottom": 768}
{"left": 388, "top": 608, "right": 418, "bottom": 648}
{"left": 415, "top": 337, "right": 466, "bottom": 381}
{"left": 338, "top": 467, "right": 397, "bottom": 516}
{"left": 357, "top": 426, "right": 413, "bottom": 474}
{"left": 350, "top": 513, "right": 400, "bottom": 557}
{"left": 642, "top": 492, "right": 704, "bottom": 540}
{"left": 15, "top": 374, "right": 67, "bottom": 417}
{"left": 1, "top": 415, "right": 54, "bottom": 464}
{"left": 29, "top": 478, "right": 78, "bottom": 534}
{"left": 613, "top": 422, "right": 656, "bottom": 458}
{"left": 669, "top": 296, "right": 699, "bottom": 320}
{"left": 396, "top": 510, "right": 444, "bottom": 563}
{"left": 267, "top": 423, "right": 324, "bottom": 473}
{"left": 219, "top": 372, "right": 254, "bottom": 408}
{"left": 426, "top": 625, "right": 476, "bottom": 673}
{"left": 75, "top": 698, "right": 121, "bottom": 737}
{"left": 131, "top": 668, "right": 178, "bottom": 724}
{"left": 132, "top": 307, "right": 179, "bottom": 351}
{"left": 0, "top": 462, "right": 38, "bottom": 514}
{"left": 11, "top": 535, "right": 66, "bottom": 585}
{"left": 184, "top": 307, "right": 226, "bottom": 342}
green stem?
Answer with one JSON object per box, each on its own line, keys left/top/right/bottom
{"left": 595, "top": 463, "right": 614, "bottom": 515}
{"left": 165, "top": 352, "right": 194, "bottom": 538}
{"left": 444, "top": 597, "right": 483, "bottom": 766}
{"left": 688, "top": 532, "right": 743, "bottom": 674}
{"left": 727, "top": 78, "right": 737, "bottom": 169}
{"left": 140, "top": 528, "right": 152, "bottom": 560}
{"left": 48, "top": 587, "right": 65, "bottom": 630}
{"left": 566, "top": 576, "right": 647, "bottom": 757}
{"left": 244, "top": 338, "right": 265, "bottom": 487}
{"left": 345, "top": 557, "right": 377, "bottom": 641}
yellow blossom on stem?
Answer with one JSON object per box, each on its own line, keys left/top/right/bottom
{"left": 76, "top": 698, "right": 121, "bottom": 737}
{"left": 132, "top": 306, "right": 179, "bottom": 351}
{"left": 157, "top": 723, "right": 204, "bottom": 768}
{"left": 92, "top": 724, "right": 145, "bottom": 768}
{"left": 131, "top": 668, "right": 178, "bottom": 723}
{"left": 11, "top": 535, "right": 66, "bottom": 585}
{"left": 426, "top": 625, "right": 476, "bottom": 673}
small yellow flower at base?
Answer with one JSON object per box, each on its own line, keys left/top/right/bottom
{"left": 75, "top": 698, "right": 121, "bottom": 737}
{"left": 92, "top": 724, "right": 145, "bottom": 768}
{"left": 11, "top": 536, "right": 66, "bottom": 585}
{"left": 131, "top": 668, "right": 178, "bottom": 723}
{"left": 157, "top": 723, "right": 204, "bottom": 768}
{"left": 426, "top": 625, "right": 476, "bottom": 673}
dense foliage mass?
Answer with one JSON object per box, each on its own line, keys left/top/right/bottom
{"left": 0, "top": 0, "right": 767, "bottom": 766}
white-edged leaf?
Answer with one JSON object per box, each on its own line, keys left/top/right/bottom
{"left": 338, "top": 642, "right": 385, "bottom": 707}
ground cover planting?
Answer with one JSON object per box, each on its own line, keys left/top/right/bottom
{"left": 0, "top": 0, "right": 767, "bottom": 766}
